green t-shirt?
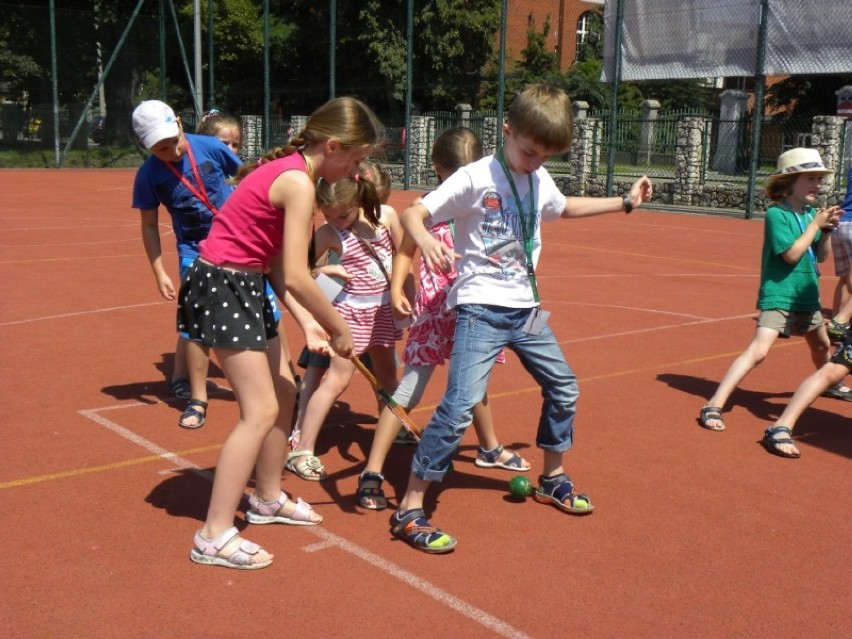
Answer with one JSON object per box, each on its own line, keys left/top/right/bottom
{"left": 758, "top": 204, "right": 822, "bottom": 312}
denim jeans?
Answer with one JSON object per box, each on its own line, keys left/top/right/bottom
{"left": 412, "top": 304, "right": 579, "bottom": 482}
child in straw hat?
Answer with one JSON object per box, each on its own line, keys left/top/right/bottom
{"left": 698, "top": 148, "right": 850, "bottom": 448}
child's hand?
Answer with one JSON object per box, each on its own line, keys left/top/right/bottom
{"left": 391, "top": 290, "right": 413, "bottom": 320}
{"left": 330, "top": 328, "right": 355, "bottom": 359}
{"left": 628, "top": 175, "right": 654, "bottom": 209}
{"left": 418, "top": 235, "right": 459, "bottom": 273}
{"left": 817, "top": 205, "right": 842, "bottom": 232}
{"left": 315, "top": 264, "right": 352, "bottom": 282}
{"left": 303, "top": 320, "right": 333, "bottom": 356}
{"left": 157, "top": 274, "right": 176, "bottom": 301}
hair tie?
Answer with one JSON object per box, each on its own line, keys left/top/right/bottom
{"left": 354, "top": 173, "right": 360, "bottom": 182}
{"left": 257, "top": 157, "right": 266, "bottom": 166}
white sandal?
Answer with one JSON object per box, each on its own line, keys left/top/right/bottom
{"left": 246, "top": 490, "right": 322, "bottom": 526}
{"left": 189, "top": 526, "right": 272, "bottom": 570}
{"left": 285, "top": 450, "right": 327, "bottom": 481}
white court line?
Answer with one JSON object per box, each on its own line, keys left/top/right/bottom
{"left": 5, "top": 237, "right": 140, "bottom": 248}
{"left": 558, "top": 313, "right": 758, "bottom": 345}
{"left": 78, "top": 404, "right": 530, "bottom": 639}
{"left": 0, "top": 301, "right": 169, "bottom": 327}
{"left": 1, "top": 222, "right": 139, "bottom": 231}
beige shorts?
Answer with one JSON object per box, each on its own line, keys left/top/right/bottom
{"left": 758, "top": 308, "right": 824, "bottom": 337}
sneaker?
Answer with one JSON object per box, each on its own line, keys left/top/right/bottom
{"left": 826, "top": 318, "right": 850, "bottom": 343}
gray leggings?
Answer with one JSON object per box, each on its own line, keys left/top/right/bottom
{"left": 391, "top": 364, "right": 436, "bottom": 409}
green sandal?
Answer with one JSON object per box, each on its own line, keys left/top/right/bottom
{"left": 390, "top": 509, "right": 456, "bottom": 554}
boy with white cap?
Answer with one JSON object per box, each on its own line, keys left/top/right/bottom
{"left": 131, "top": 99, "right": 242, "bottom": 429}
{"left": 699, "top": 147, "right": 850, "bottom": 443}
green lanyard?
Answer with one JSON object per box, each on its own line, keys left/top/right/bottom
{"left": 497, "top": 150, "right": 540, "bottom": 303}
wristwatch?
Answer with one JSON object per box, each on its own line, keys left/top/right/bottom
{"left": 622, "top": 195, "right": 633, "bottom": 214}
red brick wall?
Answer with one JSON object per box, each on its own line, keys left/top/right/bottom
{"left": 505, "top": 1, "right": 603, "bottom": 71}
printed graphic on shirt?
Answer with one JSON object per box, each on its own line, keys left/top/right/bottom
{"left": 478, "top": 189, "right": 531, "bottom": 281}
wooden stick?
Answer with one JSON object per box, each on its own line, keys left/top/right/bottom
{"left": 351, "top": 355, "right": 422, "bottom": 441}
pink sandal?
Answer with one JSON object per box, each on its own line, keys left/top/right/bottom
{"left": 246, "top": 490, "right": 322, "bottom": 526}
{"left": 190, "top": 526, "right": 271, "bottom": 570}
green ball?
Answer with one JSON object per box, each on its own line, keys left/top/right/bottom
{"left": 508, "top": 475, "right": 533, "bottom": 498}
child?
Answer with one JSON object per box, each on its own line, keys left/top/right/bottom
{"left": 761, "top": 330, "right": 852, "bottom": 458}
{"left": 389, "top": 84, "right": 653, "bottom": 553}
{"left": 196, "top": 110, "right": 293, "bottom": 391}
{"left": 699, "top": 147, "right": 846, "bottom": 433}
{"left": 181, "top": 96, "right": 383, "bottom": 569}
{"left": 131, "top": 99, "right": 242, "bottom": 429}
{"left": 286, "top": 161, "right": 404, "bottom": 481}
{"left": 357, "top": 127, "right": 530, "bottom": 511}
{"left": 196, "top": 109, "right": 242, "bottom": 155}
{"left": 288, "top": 165, "right": 393, "bottom": 450}
{"left": 826, "top": 164, "right": 852, "bottom": 344}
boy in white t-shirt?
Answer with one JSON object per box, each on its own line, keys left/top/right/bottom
{"left": 390, "top": 84, "right": 654, "bottom": 553}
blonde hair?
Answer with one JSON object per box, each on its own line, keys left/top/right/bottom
{"left": 431, "top": 127, "right": 483, "bottom": 178}
{"left": 236, "top": 97, "right": 385, "bottom": 182}
{"left": 360, "top": 159, "right": 392, "bottom": 204}
{"left": 316, "top": 163, "right": 383, "bottom": 228}
{"left": 507, "top": 84, "right": 573, "bottom": 153}
{"left": 196, "top": 109, "right": 241, "bottom": 137}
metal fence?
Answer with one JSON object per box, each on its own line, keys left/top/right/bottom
{"left": 1, "top": 0, "right": 850, "bottom": 217}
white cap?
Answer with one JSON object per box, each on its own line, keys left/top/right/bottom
{"left": 132, "top": 100, "right": 180, "bottom": 149}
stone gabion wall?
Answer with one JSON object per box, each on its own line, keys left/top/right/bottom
{"left": 275, "top": 111, "right": 847, "bottom": 213}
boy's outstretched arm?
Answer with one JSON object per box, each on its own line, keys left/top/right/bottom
{"left": 561, "top": 175, "right": 653, "bottom": 219}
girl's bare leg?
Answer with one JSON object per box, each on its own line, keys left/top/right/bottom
{"left": 703, "top": 327, "right": 779, "bottom": 428}
{"left": 198, "top": 347, "right": 277, "bottom": 564}
{"left": 293, "top": 355, "right": 355, "bottom": 456}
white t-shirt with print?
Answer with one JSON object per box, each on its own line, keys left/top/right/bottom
{"left": 421, "top": 154, "right": 567, "bottom": 309}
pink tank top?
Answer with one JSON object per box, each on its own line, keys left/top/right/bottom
{"left": 200, "top": 152, "right": 308, "bottom": 269}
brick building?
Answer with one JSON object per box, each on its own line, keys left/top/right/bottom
{"left": 505, "top": 0, "right": 604, "bottom": 71}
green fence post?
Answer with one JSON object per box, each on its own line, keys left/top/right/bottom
{"left": 404, "top": 0, "right": 413, "bottom": 189}
{"left": 606, "top": 0, "right": 625, "bottom": 196}
{"left": 745, "top": 0, "right": 769, "bottom": 219}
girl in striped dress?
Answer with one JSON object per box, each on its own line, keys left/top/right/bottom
{"left": 286, "top": 161, "right": 404, "bottom": 480}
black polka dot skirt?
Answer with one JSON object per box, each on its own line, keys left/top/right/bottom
{"left": 177, "top": 259, "right": 278, "bottom": 350}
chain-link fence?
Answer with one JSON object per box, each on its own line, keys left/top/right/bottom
{"left": 1, "top": 0, "right": 850, "bottom": 217}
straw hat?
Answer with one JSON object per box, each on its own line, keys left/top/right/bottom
{"left": 772, "top": 147, "right": 832, "bottom": 176}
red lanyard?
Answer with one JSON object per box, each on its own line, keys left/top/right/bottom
{"left": 164, "top": 141, "right": 219, "bottom": 215}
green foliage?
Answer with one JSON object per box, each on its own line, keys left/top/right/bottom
{"left": 629, "top": 78, "right": 715, "bottom": 111}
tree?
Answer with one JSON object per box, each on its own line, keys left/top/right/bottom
{"left": 765, "top": 74, "right": 852, "bottom": 119}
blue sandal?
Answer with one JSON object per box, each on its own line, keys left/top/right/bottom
{"left": 760, "top": 425, "right": 800, "bottom": 459}
{"left": 179, "top": 399, "right": 207, "bottom": 429}
{"left": 169, "top": 377, "right": 191, "bottom": 400}
{"left": 357, "top": 471, "right": 388, "bottom": 510}
{"left": 474, "top": 444, "right": 531, "bottom": 471}
{"left": 389, "top": 509, "right": 457, "bottom": 554}
{"left": 533, "top": 473, "right": 594, "bottom": 515}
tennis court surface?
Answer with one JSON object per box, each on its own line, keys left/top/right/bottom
{"left": 1, "top": 168, "right": 849, "bottom": 638}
